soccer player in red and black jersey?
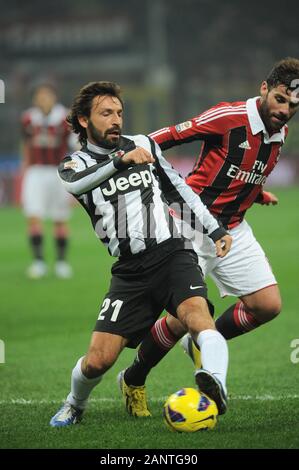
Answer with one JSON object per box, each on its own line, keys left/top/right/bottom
{"left": 21, "top": 83, "right": 77, "bottom": 279}
{"left": 118, "top": 57, "right": 299, "bottom": 417}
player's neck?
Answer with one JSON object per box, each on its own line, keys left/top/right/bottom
{"left": 87, "top": 140, "right": 116, "bottom": 155}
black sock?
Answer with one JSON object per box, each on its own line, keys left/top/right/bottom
{"left": 124, "top": 318, "right": 178, "bottom": 386}
{"left": 29, "top": 234, "right": 43, "bottom": 260}
{"left": 55, "top": 237, "right": 68, "bottom": 261}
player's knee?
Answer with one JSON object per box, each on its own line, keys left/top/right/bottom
{"left": 84, "top": 349, "right": 116, "bottom": 377}
{"left": 166, "top": 314, "right": 186, "bottom": 338}
{"left": 177, "top": 297, "right": 214, "bottom": 333}
{"left": 250, "top": 299, "right": 282, "bottom": 322}
{"left": 262, "top": 299, "right": 282, "bottom": 319}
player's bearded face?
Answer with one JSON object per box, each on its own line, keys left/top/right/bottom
{"left": 260, "top": 83, "right": 298, "bottom": 133}
{"left": 87, "top": 119, "right": 121, "bottom": 149}
{"left": 86, "top": 95, "right": 123, "bottom": 149}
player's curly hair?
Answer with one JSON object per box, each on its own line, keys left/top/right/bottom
{"left": 67, "top": 81, "right": 123, "bottom": 144}
{"left": 266, "top": 57, "right": 299, "bottom": 93}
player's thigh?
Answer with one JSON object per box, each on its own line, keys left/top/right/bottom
{"left": 210, "top": 221, "right": 277, "bottom": 298}
{"left": 241, "top": 284, "right": 282, "bottom": 320}
{"left": 164, "top": 250, "right": 214, "bottom": 322}
{"left": 22, "top": 166, "right": 47, "bottom": 218}
{"left": 94, "top": 275, "right": 162, "bottom": 349}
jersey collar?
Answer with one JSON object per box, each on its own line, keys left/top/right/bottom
{"left": 246, "top": 97, "right": 286, "bottom": 144}
{"left": 87, "top": 140, "right": 116, "bottom": 155}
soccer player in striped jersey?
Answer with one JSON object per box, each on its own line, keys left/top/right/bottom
{"left": 21, "top": 82, "right": 77, "bottom": 279}
{"left": 120, "top": 58, "right": 299, "bottom": 416}
{"left": 49, "top": 81, "right": 232, "bottom": 427}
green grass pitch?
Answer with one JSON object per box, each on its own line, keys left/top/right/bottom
{"left": 0, "top": 187, "right": 299, "bottom": 449}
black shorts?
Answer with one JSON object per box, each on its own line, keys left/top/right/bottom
{"left": 94, "top": 239, "right": 213, "bottom": 348}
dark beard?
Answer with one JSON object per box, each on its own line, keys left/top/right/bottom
{"left": 88, "top": 120, "right": 121, "bottom": 149}
{"left": 260, "top": 97, "right": 285, "bottom": 133}
{"left": 259, "top": 99, "right": 273, "bottom": 133}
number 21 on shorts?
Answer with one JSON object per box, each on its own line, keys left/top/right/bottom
{"left": 98, "top": 298, "right": 123, "bottom": 322}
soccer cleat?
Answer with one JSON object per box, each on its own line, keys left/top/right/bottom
{"left": 195, "top": 369, "right": 227, "bottom": 415}
{"left": 180, "top": 333, "right": 202, "bottom": 369}
{"left": 117, "top": 369, "right": 151, "bottom": 417}
{"left": 54, "top": 261, "right": 73, "bottom": 279}
{"left": 49, "top": 402, "right": 83, "bottom": 427}
{"left": 27, "top": 260, "right": 48, "bottom": 279}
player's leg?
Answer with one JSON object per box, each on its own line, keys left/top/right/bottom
{"left": 176, "top": 296, "right": 228, "bottom": 415}
{"left": 50, "top": 331, "right": 127, "bottom": 427}
{"left": 123, "top": 249, "right": 228, "bottom": 415}
{"left": 211, "top": 221, "right": 280, "bottom": 339}
{"left": 215, "top": 285, "right": 281, "bottom": 339}
{"left": 22, "top": 166, "right": 48, "bottom": 278}
{"left": 123, "top": 244, "right": 208, "bottom": 389}
{"left": 49, "top": 168, "right": 73, "bottom": 278}
{"left": 123, "top": 314, "right": 185, "bottom": 387}
{"left": 27, "top": 216, "right": 44, "bottom": 263}
{"left": 53, "top": 220, "right": 73, "bottom": 278}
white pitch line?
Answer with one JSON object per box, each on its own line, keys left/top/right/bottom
{"left": 0, "top": 394, "right": 299, "bottom": 405}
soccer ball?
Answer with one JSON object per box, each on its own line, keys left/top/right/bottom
{"left": 163, "top": 387, "right": 218, "bottom": 432}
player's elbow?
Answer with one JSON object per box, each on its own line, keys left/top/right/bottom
{"left": 60, "top": 180, "right": 82, "bottom": 196}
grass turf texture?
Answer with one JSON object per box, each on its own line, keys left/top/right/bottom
{"left": 0, "top": 187, "right": 299, "bottom": 449}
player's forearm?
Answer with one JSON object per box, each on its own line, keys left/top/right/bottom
{"left": 154, "top": 146, "right": 226, "bottom": 240}
{"left": 150, "top": 127, "right": 184, "bottom": 150}
{"left": 150, "top": 124, "right": 203, "bottom": 151}
{"left": 58, "top": 156, "right": 128, "bottom": 195}
{"left": 172, "top": 177, "right": 226, "bottom": 240}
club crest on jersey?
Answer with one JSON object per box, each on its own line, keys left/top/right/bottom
{"left": 175, "top": 121, "right": 192, "bottom": 133}
{"left": 109, "top": 150, "right": 125, "bottom": 159}
{"left": 64, "top": 160, "right": 78, "bottom": 170}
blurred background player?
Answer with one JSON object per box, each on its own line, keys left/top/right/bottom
{"left": 21, "top": 82, "right": 77, "bottom": 279}
{"left": 119, "top": 58, "right": 299, "bottom": 413}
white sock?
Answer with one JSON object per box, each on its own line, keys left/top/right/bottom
{"left": 195, "top": 329, "right": 228, "bottom": 394}
{"left": 66, "top": 356, "right": 103, "bottom": 410}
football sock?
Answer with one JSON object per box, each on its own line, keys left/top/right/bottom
{"left": 216, "top": 301, "right": 261, "bottom": 339}
{"left": 195, "top": 329, "right": 228, "bottom": 394}
{"left": 55, "top": 236, "right": 68, "bottom": 261}
{"left": 124, "top": 317, "right": 179, "bottom": 386}
{"left": 29, "top": 234, "right": 44, "bottom": 260}
{"left": 66, "top": 356, "right": 102, "bottom": 410}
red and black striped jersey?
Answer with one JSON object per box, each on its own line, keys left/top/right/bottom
{"left": 150, "top": 97, "right": 287, "bottom": 229}
{"left": 21, "top": 103, "right": 72, "bottom": 166}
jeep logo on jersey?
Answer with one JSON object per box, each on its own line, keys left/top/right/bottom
{"left": 101, "top": 169, "right": 153, "bottom": 197}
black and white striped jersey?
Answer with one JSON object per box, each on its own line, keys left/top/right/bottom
{"left": 58, "top": 134, "right": 226, "bottom": 258}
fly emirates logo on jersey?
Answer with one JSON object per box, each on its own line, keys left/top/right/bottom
{"left": 227, "top": 160, "right": 267, "bottom": 185}
{"left": 101, "top": 167, "right": 154, "bottom": 198}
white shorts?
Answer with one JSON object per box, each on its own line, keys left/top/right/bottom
{"left": 189, "top": 220, "right": 277, "bottom": 298}
{"left": 21, "top": 165, "right": 71, "bottom": 221}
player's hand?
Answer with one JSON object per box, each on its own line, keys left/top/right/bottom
{"left": 122, "top": 147, "right": 155, "bottom": 165}
{"left": 257, "top": 191, "right": 278, "bottom": 205}
{"left": 215, "top": 234, "right": 232, "bottom": 258}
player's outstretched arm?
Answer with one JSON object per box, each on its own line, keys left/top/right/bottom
{"left": 151, "top": 139, "right": 232, "bottom": 256}
{"left": 58, "top": 147, "right": 155, "bottom": 196}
